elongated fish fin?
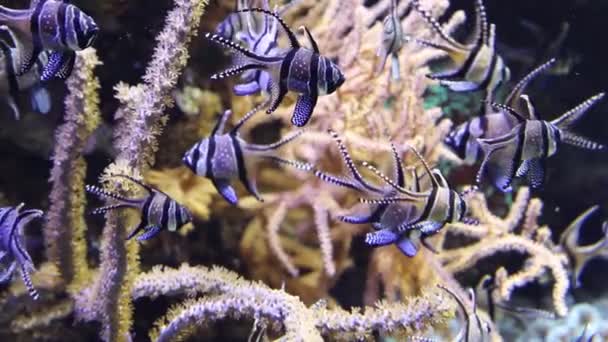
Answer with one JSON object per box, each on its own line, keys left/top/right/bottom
{"left": 91, "top": 204, "right": 131, "bottom": 215}
{"left": 212, "top": 178, "right": 239, "bottom": 205}
{"left": 19, "top": 262, "right": 39, "bottom": 300}
{"left": 85, "top": 185, "right": 141, "bottom": 204}
{"left": 485, "top": 101, "right": 527, "bottom": 122}
{"left": 472, "top": 0, "right": 489, "bottom": 45}
{"left": 267, "top": 76, "right": 287, "bottom": 114}
{"left": 126, "top": 220, "right": 147, "bottom": 240}
{"left": 137, "top": 225, "right": 162, "bottom": 241}
{"left": 239, "top": 174, "right": 263, "bottom": 202}
{"left": 205, "top": 33, "right": 281, "bottom": 63}
{"left": 389, "top": 142, "right": 406, "bottom": 188}
{"left": 30, "top": 86, "right": 51, "bottom": 114}
{"left": 525, "top": 158, "right": 545, "bottom": 189}
{"left": 259, "top": 155, "right": 313, "bottom": 172}
{"left": 365, "top": 229, "right": 399, "bottom": 246}
{"left": 111, "top": 174, "right": 155, "bottom": 195}
{"left": 552, "top": 92, "right": 605, "bottom": 129}
{"left": 561, "top": 131, "right": 604, "bottom": 150}
{"left": 245, "top": 130, "right": 305, "bottom": 152}
{"left": 292, "top": 93, "right": 317, "bottom": 127}
{"left": 360, "top": 161, "right": 427, "bottom": 198}
{"left": 231, "top": 101, "right": 269, "bottom": 133}
{"left": 237, "top": 8, "right": 300, "bottom": 48}
{"left": 41, "top": 51, "right": 67, "bottom": 81}
{"left": 410, "top": 0, "right": 467, "bottom": 50}
{"left": 211, "top": 64, "right": 262, "bottom": 80}
{"left": 515, "top": 159, "right": 529, "bottom": 177}
{"left": 312, "top": 169, "right": 363, "bottom": 191}
{"left": 505, "top": 59, "right": 556, "bottom": 106}
{"left": 6, "top": 96, "right": 20, "bottom": 120}
{"left": 0, "top": 262, "right": 16, "bottom": 283}
{"left": 54, "top": 51, "right": 76, "bottom": 80}
{"left": 212, "top": 110, "right": 232, "bottom": 135}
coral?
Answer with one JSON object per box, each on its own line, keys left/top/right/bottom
{"left": 133, "top": 264, "right": 452, "bottom": 341}
{"left": 44, "top": 48, "right": 101, "bottom": 292}
{"left": 439, "top": 187, "right": 571, "bottom": 316}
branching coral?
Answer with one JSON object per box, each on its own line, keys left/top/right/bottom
{"left": 440, "top": 187, "right": 571, "bottom": 317}
{"left": 73, "top": 1, "right": 210, "bottom": 341}
{"left": 45, "top": 48, "right": 101, "bottom": 292}
{"left": 133, "top": 264, "right": 452, "bottom": 341}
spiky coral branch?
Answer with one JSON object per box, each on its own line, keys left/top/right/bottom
{"left": 77, "top": 1, "right": 210, "bottom": 341}
{"left": 440, "top": 188, "right": 571, "bottom": 316}
{"left": 45, "top": 48, "right": 101, "bottom": 290}
{"left": 133, "top": 264, "right": 451, "bottom": 341}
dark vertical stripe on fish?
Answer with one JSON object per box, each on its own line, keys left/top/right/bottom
{"left": 160, "top": 196, "right": 171, "bottom": 229}
{"left": 477, "top": 48, "right": 498, "bottom": 92}
{"left": 541, "top": 121, "right": 550, "bottom": 158}
{"left": 450, "top": 40, "right": 484, "bottom": 79}
{"left": 458, "top": 122, "right": 471, "bottom": 158}
{"left": 230, "top": 134, "right": 254, "bottom": 195}
{"left": 139, "top": 196, "right": 153, "bottom": 228}
{"left": 512, "top": 123, "right": 526, "bottom": 180}
{"left": 309, "top": 53, "right": 319, "bottom": 97}
{"left": 58, "top": 3, "right": 68, "bottom": 47}
{"left": 207, "top": 136, "right": 217, "bottom": 178}
{"left": 420, "top": 187, "right": 438, "bottom": 221}
{"left": 73, "top": 8, "right": 86, "bottom": 49}
{"left": 446, "top": 190, "right": 455, "bottom": 223}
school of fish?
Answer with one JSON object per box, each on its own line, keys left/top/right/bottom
{"left": 0, "top": 2, "right": 604, "bottom": 340}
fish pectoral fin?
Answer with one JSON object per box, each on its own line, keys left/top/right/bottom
{"left": 42, "top": 51, "right": 75, "bottom": 81}
{"left": 396, "top": 237, "right": 419, "bottom": 257}
{"left": 338, "top": 214, "right": 374, "bottom": 224}
{"left": 233, "top": 80, "right": 261, "bottom": 96}
{"left": 526, "top": 158, "right": 545, "bottom": 189}
{"left": 516, "top": 159, "right": 530, "bottom": 177}
{"left": 212, "top": 178, "right": 239, "bottom": 205}
{"left": 438, "top": 79, "right": 481, "bottom": 92}
{"left": 364, "top": 229, "right": 399, "bottom": 246}
{"left": 126, "top": 221, "right": 147, "bottom": 240}
{"left": 266, "top": 77, "right": 286, "bottom": 114}
{"left": 291, "top": 92, "right": 317, "bottom": 127}
{"left": 137, "top": 225, "right": 162, "bottom": 241}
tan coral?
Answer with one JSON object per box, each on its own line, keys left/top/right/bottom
{"left": 440, "top": 188, "right": 571, "bottom": 317}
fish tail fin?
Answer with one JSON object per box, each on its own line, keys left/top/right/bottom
{"left": 561, "top": 131, "right": 604, "bottom": 150}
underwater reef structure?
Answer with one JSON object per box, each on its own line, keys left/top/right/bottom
{"left": 0, "top": 0, "right": 607, "bottom": 341}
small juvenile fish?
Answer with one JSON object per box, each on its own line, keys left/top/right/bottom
{"left": 0, "top": 203, "right": 44, "bottom": 300}
{"left": 216, "top": 0, "right": 284, "bottom": 96}
{"left": 437, "top": 284, "right": 492, "bottom": 342}
{"left": 86, "top": 175, "right": 193, "bottom": 241}
{"left": 0, "top": 0, "right": 98, "bottom": 80}
{"left": 376, "top": 0, "right": 404, "bottom": 80}
{"left": 0, "top": 26, "right": 50, "bottom": 119}
{"left": 408, "top": 0, "right": 509, "bottom": 95}
{"left": 182, "top": 103, "right": 311, "bottom": 204}
{"left": 476, "top": 92, "right": 605, "bottom": 191}
{"left": 206, "top": 7, "right": 345, "bottom": 127}
{"left": 445, "top": 59, "right": 556, "bottom": 166}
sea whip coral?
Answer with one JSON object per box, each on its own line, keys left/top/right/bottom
{"left": 45, "top": 48, "right": 101, "bottom": 292}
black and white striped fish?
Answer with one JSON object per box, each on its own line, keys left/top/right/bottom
{"left": 309, "top": 130, "right": 474, "bottom": 257}
{"left": 409, "top": 0, "right": 509, "bottom": 95}
{"left": 376, "top": 0, "right": 404, "bottom": 80}
{"left": 438, "top": 284, "right": 492, "bottom": 342}
{"left": 0, "top": 0, "right": 98, "bottom": 80}
{"left": 0, "top": 26, "right": 50, "bottom": 119}
{"left": 216, "top": 0, "right": 285, "bottom": 96}
{"left": 360, "top": 145, "right": 475, "bottom": 255}
{"left": 206, "top": 8, "right": 345, "bottom": 127}
{"left": 182, "top": 104, "right": 311, "bottom": 205}
{"left": 0, "top": 203, "right": 44, "bottom": 300}
{"left": 476, "top": 92, "right": 605, "bottom": 191}
{"left": 444, "top": 59, "right": 556, "bottom": 166}
{"left": 86, "top": 175, "right": 193, "bottom": 241}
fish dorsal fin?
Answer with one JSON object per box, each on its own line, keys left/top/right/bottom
{"left": 431, "top": 169, "right": 448, "bottom": 188}
{"left": 112, "top": 174, "right": 155, "bottom": 195}
{"left": 551, "top": 92, "right": 605, "bottom": 129}
{"left": 505, "top": 59, "right": 556, "bottom": 107}
{"left": 473, "top": 0, "right": 489, "bottom": 45}
{"left": 237, "top": 8, "right": 300, "bottom": 48}
{"left": 519, "top": 94, "right": 539, "bottom": 120}
{"left": 212, "top": 110, "right": 232, "bottom": 136}
{"left": 231, "top": 101, "right": 267, "bottom": 134}
{"left": 298, "top": 26, "right": 319, "bottom": 53}
{"left": 485, "top": 101, "right": 527, "bottom": 123}
{"left": 407, "top": 144, "right": 439, "bottom": 188}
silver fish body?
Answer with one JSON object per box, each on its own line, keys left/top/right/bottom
{"left": 0, "top": 203, "right": 43, "bottom": 300}
{"left": 376, "top": 0, "right": 404, "bottom": 80}
{"left": 409, "top": 0, "right": 509, "bottom": 95}
{"left": 182, "top": 104, "right": 310, "bottom": 205}
{"left": 206, "top": 8, "right": 344, "bottom": 127}
{"left": 86, "top": 175, "right": 192, "bottom": 241}
{"left": 0, "top": 0, "right": 98, "bottom": 80}
{"left": 476, "top": 93, "right": 605, "bottom": 191}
